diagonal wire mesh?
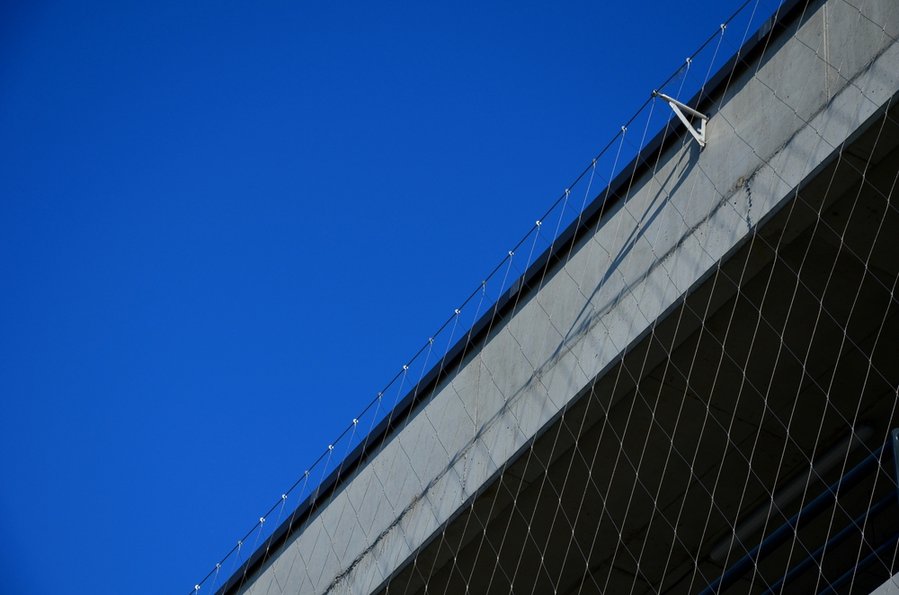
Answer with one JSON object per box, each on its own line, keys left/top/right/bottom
{"left": 192, "top": 0, "right": 899, "bottom": 593}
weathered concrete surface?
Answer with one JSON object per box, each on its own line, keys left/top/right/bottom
{"left": 872, "top": 573, "right": 899, "bottom": 595}
{"left": 237, "top": 0, "right": 899, "bottom": 593}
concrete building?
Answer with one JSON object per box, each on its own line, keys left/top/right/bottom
{"left": 211, "top": 0, "right": 899, "bottom": 592}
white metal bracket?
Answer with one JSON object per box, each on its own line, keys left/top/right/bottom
{"left": 652, "top": 91, "right": 709, "bottom": 148}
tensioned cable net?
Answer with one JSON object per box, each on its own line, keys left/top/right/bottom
{"left": 192, "top": 0, "right": 899, "bottom": 593}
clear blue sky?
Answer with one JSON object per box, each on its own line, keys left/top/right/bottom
{"left": 1, "top": 1, "right": 775, "bottom": 593}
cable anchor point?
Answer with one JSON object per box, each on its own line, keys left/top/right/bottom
{"left": 652, "top": 90, "right": 709, "bottom": 148}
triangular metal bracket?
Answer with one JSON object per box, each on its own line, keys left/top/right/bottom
{"left": 652, "top": 91, "right": 709, "bottom": 148}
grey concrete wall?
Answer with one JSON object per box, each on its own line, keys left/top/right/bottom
{"left": 239, "top": 1, "right": 899, "bottom": 593}
{"left": 872, "top": 573, "right": 899, "bottom": 595}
